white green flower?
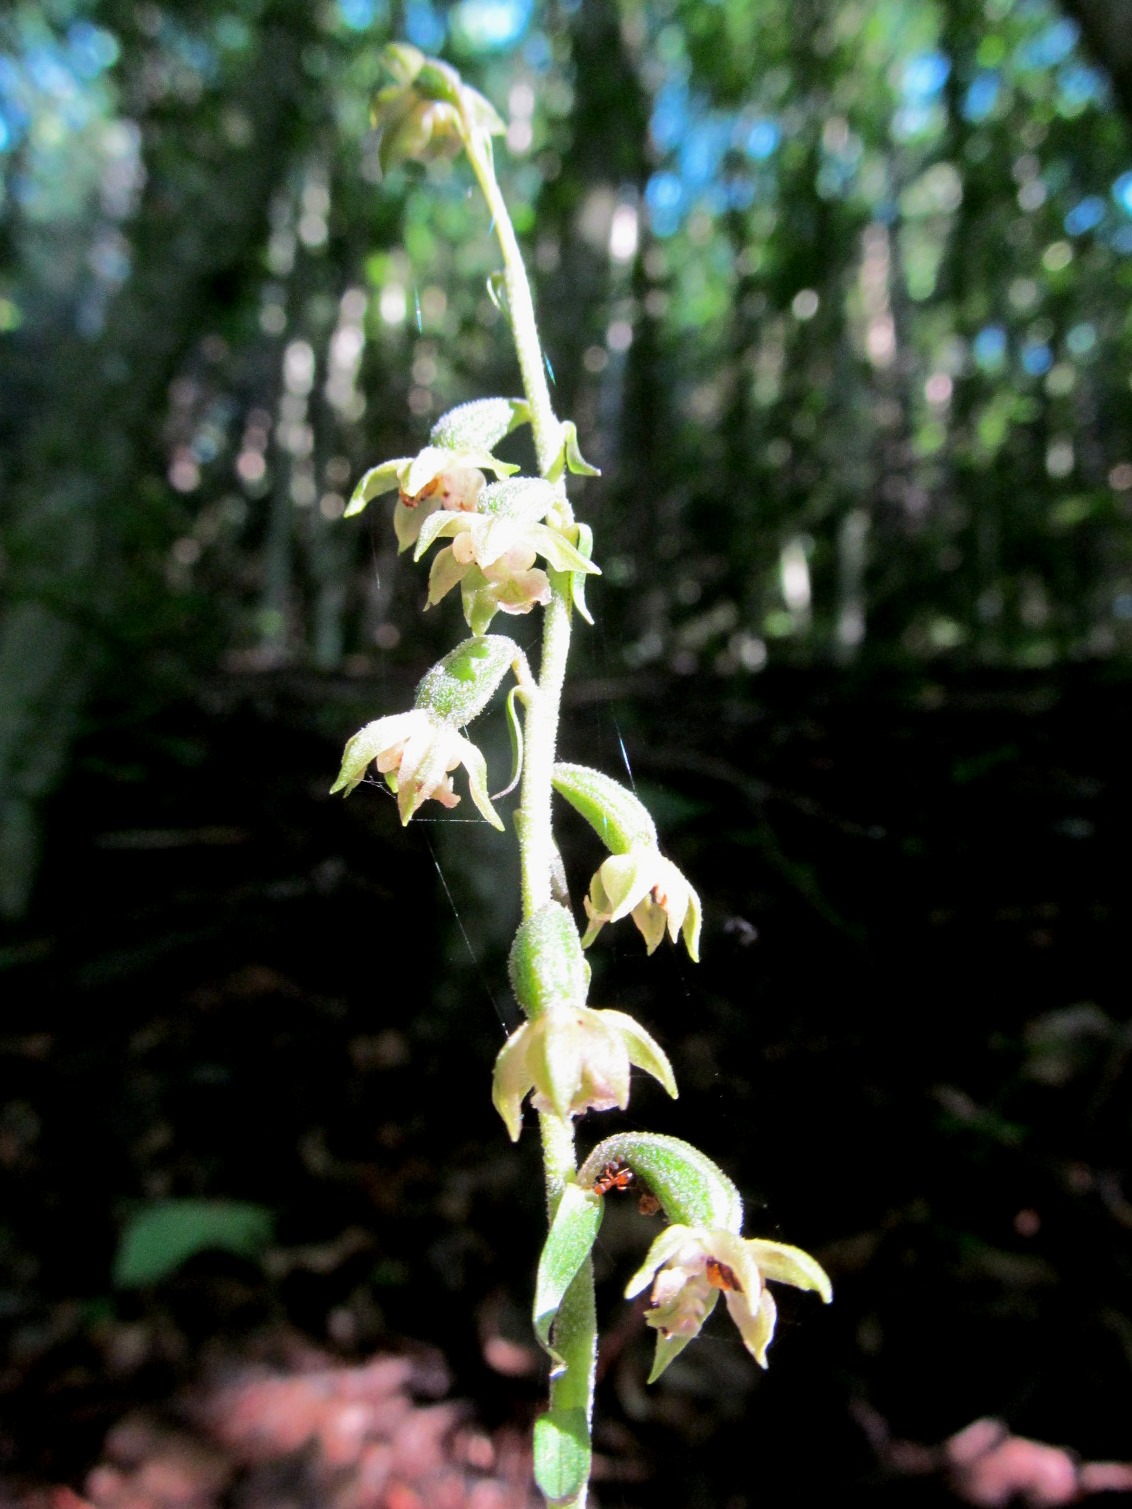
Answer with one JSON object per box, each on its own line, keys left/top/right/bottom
{"left": 625, "top": 1224, "right": 831, "bottom": 1379}
{"left": 581, "top": 849, "right": 702, "bottom": 961}
{"left": 345, "top": 445, "right": 517, "bottom": 552}
{"left": 414, "top": 477, "right": 599, "bottom": 634}
{"left": 492, "top": 1005, "right": 676, "bottom": 1142}
{"left": 329, "top": 709, "right": 502, "bottom": 830}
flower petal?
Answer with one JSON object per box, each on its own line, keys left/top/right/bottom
{"left": 682, "top": 881, "right": 703, "bottom": 963}
{"left": 646, "top": 1321, "right": 710, "bottom": 1384}
{"left": 527, "top": 522, "right": 601, "bottom": 576}
{"left": 404, "top": 445, "right": 458, "bottom": 498}
{"left": 629, "top": 894, "right": 670, "bottom": 955}
{"left": 532, "top": 1010, "right": 585, "bottom": 1120}
{"left": 595, "top": 852, "right": 657, "bottom": 923}
{"left": 394, "top": 723, "right": 452, "bottom": 824}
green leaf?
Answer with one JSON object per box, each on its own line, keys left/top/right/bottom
{"left": 577, "top": 1133, "right": 743, "bottom": 1233}
{"left": 534, "top": 1183, "right": 604, "bottom": 1362}
{"left": 533, "top": 1408, "right": 591, "bottom": 1504}
{"left": 114, "top": 1200, "right": 274, "bottom": 1288}
{"left": 486, "top": 270, "right": 508, "bottom": 312}
{"left": 413, "top": 635, "right": 518, "bottom": 724}
{"left": 508, "top": 903, "right": 590, "bottom": 1017}
{"left": 430, "top": 397, "right": 530, "bottom": 452}
{"left": 552, "top": 763, "right": 658, "bottom": 855}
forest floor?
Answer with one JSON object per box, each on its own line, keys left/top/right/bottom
{"left": 2, "top": 663, "right": 1131, "bottom": 1508}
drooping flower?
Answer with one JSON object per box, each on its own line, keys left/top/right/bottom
{"left": 548, "top": 764, "right": 700, "bottom": 960}
{"left": 625, "top": 1224, "right": 831, "bottom": 1379}
{"left": 368, "top": 43, "right": 504, "bottom": 174}
{"left": 345, "top": 397, "right": 533, "bottom": 549}
{"left": 581, "top": 849, "right": 702, "bottom": 961}
{"left": 346, "top": 446, "right": 514, "bottom": 551}
{"left": 330, "top": 709, "right": 503, "bottom": 830}
{"left": 492, "top": 1005, "right": 676, "bottom": 1142}
{"left": 331, "top": 637, "right": 520, "bottom": 830}
{"left": 414, "top": 477, "right": 599, "bottom": 635}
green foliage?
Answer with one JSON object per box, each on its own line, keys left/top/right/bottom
{"left": 113, "top": 1199, "right": 274, "bottom": 1288}
{"left": 533, "top": 1408, "right": 591, "bottom": 1504}
{"left": 533, "top": 1183, "right": 603, "bottom": 1363}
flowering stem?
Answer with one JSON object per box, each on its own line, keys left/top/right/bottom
{"left": 465, "top": 136, "right": 559, "bottom": 476}
{"left": 465, "top": 127, "right": 595, "bottom": 1507}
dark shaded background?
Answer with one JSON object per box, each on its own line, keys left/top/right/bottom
{"left": 2, "top": 0, "right": 1132, "bottom": 1504}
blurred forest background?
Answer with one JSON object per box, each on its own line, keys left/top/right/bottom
{"left": 2, "top": 0, "right": 1132, "bottom": 1505}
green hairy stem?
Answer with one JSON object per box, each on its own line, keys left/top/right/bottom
{"left": 463, "top": 123, "right": 597, "bottom": 1509}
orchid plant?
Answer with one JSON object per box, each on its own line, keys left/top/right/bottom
{"left": 334, "top": 46, "right": 830, "bottom": 1508}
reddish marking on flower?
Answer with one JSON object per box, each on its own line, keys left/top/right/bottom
{"left": 705, "top": 1258, "right": 743, "bottom": 1293}
{"left": 652, "top": 884, "right": 670, "bottom": 908}
{"left": 592, "top": 1159, "right": 636, "bottom": 1196}
{"left": 399, "top": 479, "right": 438, "bottom": 508}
